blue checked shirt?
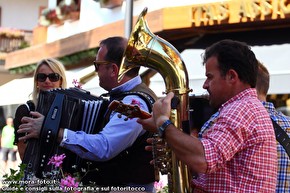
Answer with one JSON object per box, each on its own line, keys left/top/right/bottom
{"left": 199, "top": 112, "right": 219, "bottom": 139}
{"left": 262, "top": 101, "right": 290, "bottom": 193}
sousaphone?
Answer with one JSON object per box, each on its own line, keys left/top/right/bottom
{"left": 118, "top": 7, "right": 192, "bottom": 193}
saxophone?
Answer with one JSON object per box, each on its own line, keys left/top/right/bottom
{"left": 118, "top": 7, "right": 192, "bottom": 193}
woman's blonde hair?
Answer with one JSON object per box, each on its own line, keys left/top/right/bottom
{"left": 32, "top": 58, "right": 67, "bottom": 104}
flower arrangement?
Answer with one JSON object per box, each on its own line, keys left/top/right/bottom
{"left": 1, "top": 153, "right": 92, "bottom": 193}
{"left": 0, "top": 28, "right": 25, "bottom": 38}
{"left": 39, "top": 7, "right": 63, "bottom": 26}
{"left": 39, "top": 0, "right": 79, "bottom": 26}
{"left": 2, "top": 153, "right": 169, "bottom": 193}
{"left": 47, "top": 154, "right": 80, "bottom": 192}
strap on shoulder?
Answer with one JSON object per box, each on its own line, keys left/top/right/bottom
{"left": 115, "top": 91, "right": 156, "bottom": 112}
{"left": 271, "top": 118, "right": 290, "bottom": 157}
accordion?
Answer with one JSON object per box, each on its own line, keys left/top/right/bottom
{"left": 22, "top": 87, "right": 109, "bottom": 179}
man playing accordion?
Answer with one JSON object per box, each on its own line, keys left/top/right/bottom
{"left": 17, "top": 36, "right": 158, "bottom": 192}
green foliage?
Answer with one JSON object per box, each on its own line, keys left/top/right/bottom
{"left": 9, "top": 64, "right": 36, "bottom": 74}
{"left": 19, "top": 41, "right": 30, "bottom": 49}
{"left": 59, "top": 48, "right": 98, "bottom": 66}
{"left": 1, "top": 164, "right": 26, "bottom": 193}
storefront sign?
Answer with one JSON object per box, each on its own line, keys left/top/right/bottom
{"left": 192, "top": 0, "right": 290, "bottom": 26}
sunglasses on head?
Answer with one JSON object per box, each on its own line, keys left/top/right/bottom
{"left": 36, "top": 73, "right": 60, "bottom": 82}
{"left": 93, "top": 60, "right": 112, "bottom": 71}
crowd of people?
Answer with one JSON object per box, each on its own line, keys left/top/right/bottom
{"left": 0, "top": 37, "right": 289, "bottom": 192}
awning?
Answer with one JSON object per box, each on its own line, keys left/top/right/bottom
{"left": 252, "top": 44, "right": 290, "bottom": 94}
{"left": 0, "top": 78, "right": 33, "bottom": 106}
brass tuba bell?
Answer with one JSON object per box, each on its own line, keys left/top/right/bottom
{"left": 119, "top": 7, "right": 192, "bottom": 193}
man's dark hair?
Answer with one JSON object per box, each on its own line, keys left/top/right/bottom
{"left": 202, "top": 39, "right": 258, "bottom": 88}
{"left": 100, "top": 36, "right": 139, "bottom": 77}
{"left": 256, "top": 61, "right": 270, "bottom": 96}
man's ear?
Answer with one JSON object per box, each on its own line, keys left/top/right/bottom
{"left": 111, "top": 63, "right": 119, "bottom": 77}
{"left": 227, "top": 69, "right": 238, "bottom": 81}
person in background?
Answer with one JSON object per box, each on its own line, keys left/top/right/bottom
{"left": 256, "top": 61, "right": 290, "bottom": 193}
{"left": 14, "top": 58, "right": 67, "bottom": 160}
{"left": 138, "top": 39, "right": 277, "bottom": 192}
{"left": 17, "top": 36, "right": 158, "bottom": 191}
{"left": 1, "top": 117, "right": 17, "bottom": 173}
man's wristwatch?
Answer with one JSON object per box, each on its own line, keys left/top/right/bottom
{"left": 158, "top": 119, "right": 173, "bottom": 138}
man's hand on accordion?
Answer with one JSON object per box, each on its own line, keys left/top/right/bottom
{"left": 18, "top": 111, "right": 45, "bottom": 141}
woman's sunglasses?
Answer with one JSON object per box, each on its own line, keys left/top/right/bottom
{"left": 36, "top": 73, "right": 60, "bottom": 82}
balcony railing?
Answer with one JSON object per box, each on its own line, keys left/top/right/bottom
{"left": 0, "top": 29, "right": 31, "bottom": 53}
{"left": 0, "top": 36, "right": 24, "bottom": 52}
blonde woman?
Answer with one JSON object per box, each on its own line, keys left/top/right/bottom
{"left": 14, "top": 58, "right": 67, "bottom": 160}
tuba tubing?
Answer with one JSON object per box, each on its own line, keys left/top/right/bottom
{"left": 119, "top": 7, "right": 192, "bottom": 193}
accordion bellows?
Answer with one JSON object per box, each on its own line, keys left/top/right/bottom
{"left": 22, "top": 87, "right": 109, "bottom": 179}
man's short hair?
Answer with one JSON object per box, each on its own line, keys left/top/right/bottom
{"left": 256, "top": 61, "right": 270, "bottom": 96}
{"left": 202, "top": 39, "right": 258, "bottom": 88}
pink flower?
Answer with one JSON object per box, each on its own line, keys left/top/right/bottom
{"left": 72, "top": 79, "right": 82, "bottom": 88}
{"left": 48, "top": 153, "right": 66, "bottom": 168}
{"left": 131, "top": 99, "right": 141, "bottom": 106}
{"left": 60, "top": 175, "right": 79, "bottom": 192}
{"left": 154, "top": 180, "right": 164, "bottom": 190}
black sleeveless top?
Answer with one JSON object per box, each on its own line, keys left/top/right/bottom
{"left": 81, "top": 83, "right": 158, "bottom": 186}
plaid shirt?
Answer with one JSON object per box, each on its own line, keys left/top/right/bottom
{"left": 262, "top": 101, "right": 290, "bottom": 193}
{"left": 192, "top": 88, "right": 277, "bottom": 192}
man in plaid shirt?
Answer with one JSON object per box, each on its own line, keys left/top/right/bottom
{"left": 138, "top": 39, "right": 277, "bottom": 192}
{"left": 256, "top": 62, "right": 290, "bottom": 193}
